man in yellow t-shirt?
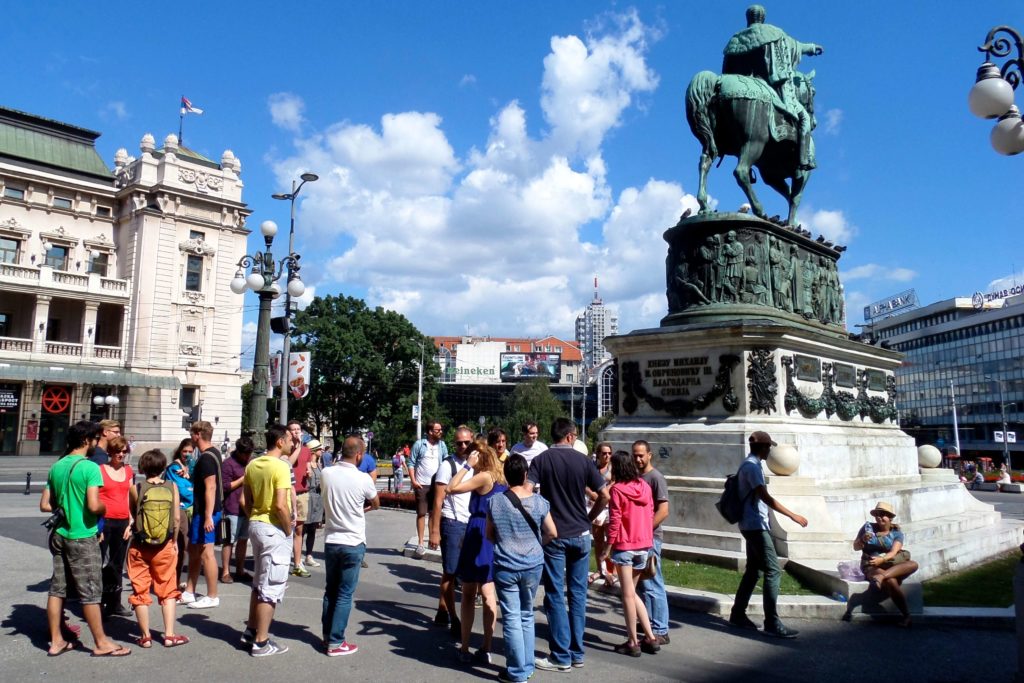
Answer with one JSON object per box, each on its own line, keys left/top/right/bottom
{"left": 241, "top": 424, "right": 294, "bottom": 657}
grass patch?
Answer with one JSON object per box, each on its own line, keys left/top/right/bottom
{"left": 922, "top": 552, "right": 1017, "bottom": 608}
{"left": 590, "top": 555, "right": 815, "bottom": 596}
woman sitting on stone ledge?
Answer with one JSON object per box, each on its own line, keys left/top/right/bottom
{"left": 852, "top": 501, "right": 919, "bottom": 627}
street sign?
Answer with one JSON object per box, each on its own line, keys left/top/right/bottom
{"left": 1009, "top": 432, "right": 1018, "bottom": 444}
{"left": 412, "top": 405, "right": 420, "bottom": 419}
{"left": 996, "top": 431, "right": 1004, "bottom": 442}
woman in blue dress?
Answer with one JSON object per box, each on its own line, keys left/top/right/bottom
{"left": 447, "top": 437, "right": 507, "bottom": 664}
{"left": 854, "top": 501, "right": 919, "bottom": 626}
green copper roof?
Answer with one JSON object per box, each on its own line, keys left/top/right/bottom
{"left": 0, "top": 107, "right": 112, "bottom": 180}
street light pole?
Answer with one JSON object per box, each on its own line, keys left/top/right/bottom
{"left": 231, "top": 220, "right": 305, "bottom": 451}
{"left": 950, "top": 379, "right": 961, "bottom": 458}
{"left": 969, "top": 25, "right": 1024, "bottom": 155}
{"left": 272, "top": 172, "right": 318, "bottom": 426}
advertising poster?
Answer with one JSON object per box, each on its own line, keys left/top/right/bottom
{"left": 288, "top": 351, "right": 311, "bottom": 399}
{"left": 499, "top": 352, "right": 560, "bottom": 382}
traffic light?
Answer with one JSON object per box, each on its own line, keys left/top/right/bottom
{"left": 271, "top": 316, "right": 289, "bottom": 334}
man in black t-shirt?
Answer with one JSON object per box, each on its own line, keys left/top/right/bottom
{"left": 527, "top": 417, "right": 608, "bottom": 672}
{"left": 182, "top": 420, "right": 223, "bottom": 609}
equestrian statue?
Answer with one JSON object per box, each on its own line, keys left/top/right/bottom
{"left": 686, "top": 5, "right": 823, "bottom": 226}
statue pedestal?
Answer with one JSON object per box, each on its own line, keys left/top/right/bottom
{"left": 602, "top": 319, "right": 1022, "bottom": 592}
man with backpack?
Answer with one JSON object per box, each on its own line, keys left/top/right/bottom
{"left": 429, "top": 425, "right": 472, "bottom": 637}
{"left": 408, "top": 420, "right": 448, "bottom": 557}
{"left": 729, "top": 431, "right": 808, "bottom": 638}
{"left": 181, "top": 421, "right": 223, "bottom": 609}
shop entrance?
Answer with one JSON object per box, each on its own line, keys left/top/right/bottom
{"left": 39, "top": 385, "right": 72, "bottom": 456}
{"left": 0, "top": 384, "right": 20, "bottom": 455}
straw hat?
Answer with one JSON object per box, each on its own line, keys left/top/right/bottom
{"left": 306, "top": 439, "right": 323, "bottom": 451}
{"left": 870, "top": 501, "right": 896, "bottom": 518}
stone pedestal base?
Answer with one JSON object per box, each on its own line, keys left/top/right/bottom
{"left": 602, "top": 320, "right": 1023, "bottom": 589}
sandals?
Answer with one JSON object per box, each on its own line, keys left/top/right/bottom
{"left": 91, "top": 645, "right": 131, "bottom": 657}
{"left": 219, "top": 573, "right": 234, "bottom": 584}
{"left": 163, "top": 634, "right": 190, "bottom": 648}
{"left": 47, "top": 641, "right": 77, "bottom": 657}
{"left": 136, "top": 635, "right": 153, "bottom": 649}
{"left": 587, "top": 572, "right": 601, "bottom": 586}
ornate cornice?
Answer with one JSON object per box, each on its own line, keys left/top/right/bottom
{"left": 178, "top": 238, "right": 216, "bottom": 257}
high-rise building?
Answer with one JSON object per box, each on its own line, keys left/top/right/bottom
{"left": 575, "top": 277, "right": 618, "bottom": 372}
{"left": 0, "top": 106, "right": 249, "bottom": 455}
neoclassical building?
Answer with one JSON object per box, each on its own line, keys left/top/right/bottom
{"left": 0, "top": 106, "right": 250, "bottom": 455}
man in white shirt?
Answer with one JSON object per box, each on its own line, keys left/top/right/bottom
{"left": 510, "top": 421, "right": 547, "bottom": 466}
{"left": 408, "top": 420, "right": 448, "bottom": 557}
{"left": 429, "top": 425, "right": 472, "bottom": 638}
{"left": 320, "top": 434, "right": 379, "bottom": 657}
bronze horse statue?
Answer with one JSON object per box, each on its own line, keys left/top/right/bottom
{"left": 686, "top": 70, "right": 816, "bottom": 226}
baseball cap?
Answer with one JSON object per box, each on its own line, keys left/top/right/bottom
{"left": 748, "top": 431, "right": 777, "bottom": 446}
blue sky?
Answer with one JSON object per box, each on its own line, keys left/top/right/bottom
{"left": 5, "top": 1, "right": 1023, "bottom": 354}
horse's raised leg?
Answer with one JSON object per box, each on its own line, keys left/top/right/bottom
{"left": 697, "top": 151, "right": 713, "bottom": 213}
{"left": 733, "top": 143, "right": 766, "bottom": 218}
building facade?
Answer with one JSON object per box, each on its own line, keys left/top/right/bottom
{"left": 873, "top": 293, "right": 1024, "bottom": 466}
{"left": 575, "top": 279, "right": 618, "bottom": 372}
{"left": 0, "top": 107, "right": 249, "bottom": 455}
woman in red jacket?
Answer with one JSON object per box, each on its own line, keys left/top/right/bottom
{"left": 601, "top": 450, "right": 660, "bottom": 657}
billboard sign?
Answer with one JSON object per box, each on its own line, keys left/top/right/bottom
{"left": 288, "top": 351, "right": 311, "bottom": 399}
{"left": 500, "top": 352, "right": 560, "bottom": 383}
{"left": 863, "top": 289, "right": 918, "bottom": 322}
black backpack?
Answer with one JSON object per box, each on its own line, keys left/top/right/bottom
{"left": 427, "top": 456, "right": 459, "bottom": 509}
{"left": 715, "top": 467, "right": 755, "bottom": 524}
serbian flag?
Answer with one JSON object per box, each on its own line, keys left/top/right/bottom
{"left": 180, "top": 96, "right": 203, "bottom": 115}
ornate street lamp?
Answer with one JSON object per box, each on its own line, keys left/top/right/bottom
{"left": 271, "top": 172, "right": 318, "bottom": 425}
{"left": 230, "top": 219, "right": 304, "bottom": 449}
{"left": 969, "top": 26, "right": 1024, "bottom": 155}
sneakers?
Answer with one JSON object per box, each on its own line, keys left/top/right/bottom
{"left": 177, "top": 591, "right": 196, "bottom": 605}
{"left": 571, "top": 660, "right": 585, "bottom": 668}
{"left": 728, "top": 612, "right": 759, "bottom": 631}
{"left": 613, "top": 641, "right": 641, "bottom": 657}
{"left": 432, "top": 609, "right": 449, "bottom": 627}
{"left": 304, "top": 555, "right": 321, "bottom": 568}
{"left": 291, "top": 564, "right": 311, "bottom": 578}
{"left": 534, "top": 657, "right": 571, "bottom": 672}
{"left": 414, "top": 544, "right": 426, "bottom": 558}
{"left": 474, "top": 649, "right": 491, "bottom": 664}
{"left": 326, "top": 642, "right": 358, "bottom": 657}
{"left": 187, "top": 596, "right": 220, "bottom": 609}
{"left": 499, "top": 671, "right": 527, "bottom": 683}
{"left": 240, "top": 628, "right": 256, "bottom": 645}
{"left": 763, "top": 623, "right": 799, "bottom": 639}
{"left": 251, "top": 638, "right": 288, "bottom": 657}
{"left": 457, "top": 649, "right": 473, "bottom": 664}
{"left": 655, "top": 633, "right": 670, "bottom": 645}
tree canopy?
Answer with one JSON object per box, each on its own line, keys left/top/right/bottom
{"left": 287, "top": 294, "right": 442, "bottom": 455}
{"left": 500, "top": 378, "right": 567, "bottom": 446}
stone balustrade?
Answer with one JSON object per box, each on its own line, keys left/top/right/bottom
{"left": 0, "top": 336, "right": 32, "bottom": 352}
{"left": 0, "top": 265, "right": 129, "bottom": 298}
{"left": 44, "top": 341, "right": 83, "bottom": 356}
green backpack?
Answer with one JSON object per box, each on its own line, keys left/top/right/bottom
{"left": 135, "top": 481, "right": 175, "bottom": 545}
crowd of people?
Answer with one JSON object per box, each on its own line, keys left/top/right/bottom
{"left": 41, "top": 416, "right": 919, "bottom": 676}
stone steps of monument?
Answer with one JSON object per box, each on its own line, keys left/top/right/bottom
{"left": 663, "top": 526, "right": 743, "bottom": 552}
{"left": 661, "top": 542, "right": 746, "bottom": 571}
{"left": 898, "top": 508, "right": 1005, "bottom": 544}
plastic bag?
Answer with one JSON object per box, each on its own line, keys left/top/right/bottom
{"left": 837, "top": 560, "right": 864, "bottom": 582}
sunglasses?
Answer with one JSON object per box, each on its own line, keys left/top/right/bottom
{"left": 455, "top": 440, "right": 472, "bottom": 446}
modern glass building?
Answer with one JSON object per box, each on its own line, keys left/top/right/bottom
{"left": 872, "top": 293, "right": 1024, "bottom": 467}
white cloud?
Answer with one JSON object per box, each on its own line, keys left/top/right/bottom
{"left": 823, "top": 108, "right": 843, "bottom": 135}
{"left": 799, "top": 208, "right": 855, "bottom": 244}
{"left": 459, "top": 74, "right": 477, "bottom": 87}
{"left": 270, "top": 11, "right": 692, "bottom": 338}
{"left": 843, "top": 264, "right": 917, "bottom": 283}
{"left": 102, "top": 101, "right": 128, "bottom": 121}
{"left": 843, "top": 289, "right": 872, "bottom": 327}
{"left": 268, "top": 92, "right": 306, "bottom": 132}
{"left": 986, "top": 270, "right": 1024, "bottom": 294}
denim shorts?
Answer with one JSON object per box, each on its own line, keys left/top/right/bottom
{"left": 610, "top": 548, "right": 650, "bottom": 569}
{"left": 223, "top": 514, "right": 249, "bottom": 545}
{"left": 440, "top": 517, "right": 467, "bottom": 576}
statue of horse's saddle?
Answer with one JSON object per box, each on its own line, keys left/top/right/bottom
{"left": 716, "top": 74, "right": 797, "bottom": 142}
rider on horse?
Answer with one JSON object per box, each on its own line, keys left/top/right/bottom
{"left": 722, "top": 5, "right": 823, "bottom": 170}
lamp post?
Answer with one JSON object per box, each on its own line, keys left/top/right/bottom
{"left": 230, "top": 220, "right": 304, "bottom": 450}
{"left": 969, "top": 26, "right": 1024, "bottom": 155}
{"left": 271, "top": 173, "right": 318, "bottom": 426}
{"left": 92, "top": 391, "right": 120, "bottom": 419}
{"left": 984, "top": 374, "right": 1013, "bottom": 468}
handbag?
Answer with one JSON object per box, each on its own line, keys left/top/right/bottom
{"left": 640, "top": 551, "right": 658, "bottom": 580}
{"left": 42, "top": 459, "right": 84, "bottom": 531}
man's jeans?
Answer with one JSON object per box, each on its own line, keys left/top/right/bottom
{"left": 542, "top": 535, "right": 591, "bottom": 666}
{"left": 637, "top": 536, "right": 669, "bottom": 635}
{"left": 495, "top": 564, "right": 543, "bottom": 682}
{"left": 322, "top": 542, "right": 365, "bottom": 646}
{"left": 733, "top": 530, "right": 781, "bottom": 628}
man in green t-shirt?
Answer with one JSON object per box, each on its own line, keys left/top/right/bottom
{"left": 40, "top": 420, "right": 129, "bottom": 657}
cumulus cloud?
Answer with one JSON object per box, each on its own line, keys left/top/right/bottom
{"left": 843, "top": 289, "right": 872, "bottom": 327}
{"left": 986, "top": 270, "right": 1024, "bottom": 295}
{"left": 269, "top": 92, "right": 306, "bottom": 132}
{"left": 843, "top": 264, "right": 917, "bottom": 283}
{"left": 823, "top": 108, "right": 843, "bottom": 135}
{"left": 102, "top": 101, "right": 128, "bottom": 121}
{"left": 799, "top": 208, "right": 855, "bottom": 244}
{"left": 267, "top": 11, "right": 701, "bottom": 338}
{"left": 459, "top": 74, "right": 477, "bottom": 87}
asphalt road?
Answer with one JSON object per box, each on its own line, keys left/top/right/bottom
{"left": 0, "top": 491, "right": 1016, "bottom": 683}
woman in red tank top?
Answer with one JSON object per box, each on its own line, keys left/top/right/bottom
{"left": 99, "top": 435, "right": 134, "bottom": 617}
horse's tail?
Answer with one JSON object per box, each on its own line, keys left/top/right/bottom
{"left": 686, "top": 70, "right": 719, "bottom": 159}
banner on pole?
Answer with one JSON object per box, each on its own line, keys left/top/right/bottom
{"left": 288, "top": 351, "right": 311, "bottom": 399}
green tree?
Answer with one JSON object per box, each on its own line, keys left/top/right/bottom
{"left": 287, "top": 294, "right": 442, "bottom": 454}
{"left": 586, "top": 411, "right": 616, "bottom": 452}
{"left": 501, "top": 379, "right": 567, "bottom": 445}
